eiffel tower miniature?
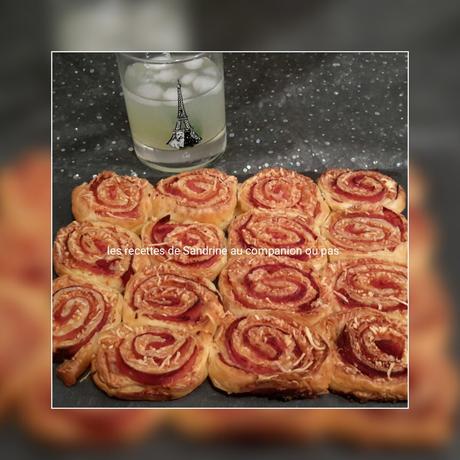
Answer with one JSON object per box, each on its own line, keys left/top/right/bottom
{"left": 167, "top": 80, "right": 202, "bottom": 149}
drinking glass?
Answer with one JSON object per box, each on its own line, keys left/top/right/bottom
{"left": 117, "top": 52, "right": 226, "bottom": 172}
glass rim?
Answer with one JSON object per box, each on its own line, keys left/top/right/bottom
{"left": 118, "top": 52, "right": 207, "bottom": 64}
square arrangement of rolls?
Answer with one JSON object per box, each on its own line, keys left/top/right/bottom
{"left": 53, "top": 166, "right": 408, "bottom": 404}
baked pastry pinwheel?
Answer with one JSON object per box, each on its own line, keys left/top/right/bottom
{"left": 227, "top": 210, "right": 327, "bottom": 270}
{"left": 208, "top": 313, "right": 332, "bottom": 396}
{"left": 53, "top": 275, "right": 124, "bottom": 386}
{"left": 318, "top": 169, "right": 406, "bottom": 212}
{"left": 72, "top": 171, "right": 155, "bottom": 233}
{"left": 138, "top": 216, "right": 227, "bottom": 280}
{"left": 218, "top": 255, "right": 332, "bottom": 325}
{"left": 123, "top": 265, "right": 223, "bottom": 333}
{"left": 153, "top": 168, "right": 237, "bottom": 229}
{"left": 321, "top": 208, "right": 407, "bottom": 263}
{"left": 326, "top": 308, "right": 407, "bottom": 401}
{"left": 325, "top": 259, "right": 407, "bottom": 314}
{"left": 54, "top": 221, "right": 148, "bottom": 291}
{"left": 238, "top": 167, "right": 329, "bottom": 226}
{"left": 92, "top": 324, "right": 210, "bottom": 400}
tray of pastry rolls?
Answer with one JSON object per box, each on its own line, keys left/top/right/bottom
{"left": 52, "top": 166, "right": 408, "bottom": 408}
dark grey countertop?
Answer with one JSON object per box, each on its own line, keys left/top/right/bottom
{"left": 52, "top": 52, "right": 407, "bottom": 408}
{"left": 53, "top": 52, "right": 406, "bottom": 183}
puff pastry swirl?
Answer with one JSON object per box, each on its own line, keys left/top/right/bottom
{"left": 218, "top": 255, "right": 332, "bottom": 325}
{"left": 138, "top": 215, "right": 227, "bottom": 281}
{"left": 72, "top": 171, "right": 155, "bottom": 233}
{"left": 208, "top": 313, "right": 332, "bottom": 397}
{"left": 326, "top": 308, "right": 407, "bottom": 401}
{"left": 53, "top": 275, "right": 124, "bottom": 386}
{"left": 227, "top": 210, "right": 327, "bottom": 270}
{"left": 321, "top": 208, "right": 407, "bottom": 263}
{"left": 325, "top": 258, "right": 407, "bottom": 314}
{"left": 153, "top": 168, "right": 237, "bottom": 229}
{"left": 123, "top": 265, "right": 223, "bottom": 333}
{"left": 318, "top": 169, "right": 405, "bottom": 212}
{"left": 54, "top": 221, "right": 148, "bottom": 291}
{"left": 92, "top": 324, "right": 210, "bottom": 400}
{"left": 238, "top": 167, "right": 329, "bottom": 225}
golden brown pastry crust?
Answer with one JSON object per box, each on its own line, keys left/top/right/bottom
{"left": 227, "top": 210, "right": 327, "bottom": 270}
{"left": 71, "top": 171, "right": 155, "bottom": 233}
{"left": 208, "top": 313, "right": 332, "bottom": 397}
{"left": 318, "top": 169, "right": 406, "bottom": 212}
{"left": 50, "top": 167, "right": 416, "bottom": 407}
{"left": 324, "top": 258, "right": 407, "bottom": 314}
{"left": 92, "top": 324, "right": 210, "bottom": 400}
{"left": 136, "top": 216, "right": 227, "bottom": 281}
{"left": 321, "top": 207, "right": 407, "bottom": 263}
{"left": 123, "top": 264, "right": 224, "bottom": 334}
{"left": 218, "top": 255, "right": 333, "bottom": 325}
{"left": 238, "top": 167, "right": 329, "bottom": 225}
{"left": 153, "top": 168, "right": 237, "bottom": 230}
{"left": 53, "top": 220, "right": 149, "bottom": 292}
{"left": 325, "top": 308, "right": 407, "bottom": 401}
{"left": 53, "top": 275, "right": 124, "bottom": 386}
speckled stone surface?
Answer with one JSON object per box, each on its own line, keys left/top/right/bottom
{"left": 52, "top": 52, "right": 407, "bottom": 408}
{"left": 53, "top": 52, "right": 407, "bottom": 180}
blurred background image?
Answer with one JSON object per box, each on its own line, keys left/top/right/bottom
{"left": 1, "top": 0, "right": 459, "bottom": 458}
